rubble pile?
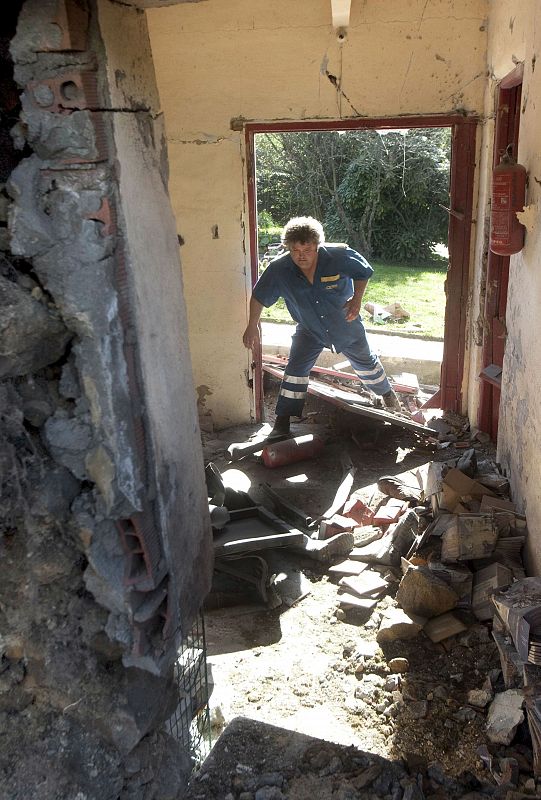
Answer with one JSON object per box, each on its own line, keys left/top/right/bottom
{"left": 206, "top": 420, "right": 541, "bottom": 796}
{"left": 262, "top": 354, "right": 439, "bottom": 429}
{"left": 322, "top": 446, "right": 541, "bottom": 795}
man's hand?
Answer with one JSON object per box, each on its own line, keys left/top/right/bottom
{"left": 344, "top": 278, "right": 368, "bottom": 321}
{"left": 243, "top": 323, "right": 259, "bottom": 350}
{"left": 243, "top": 297, "right": 264, "bottom": 349}
{"left": 343, "top": 296, "right": 362, "bottom": 321}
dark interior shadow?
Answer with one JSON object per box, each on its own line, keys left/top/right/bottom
{"left": 185, "top": 715, "right": 491, "bottom": 800}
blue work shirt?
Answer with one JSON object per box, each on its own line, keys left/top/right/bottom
{"left": 253, "top": 245, "right": 374, "bottom": 351}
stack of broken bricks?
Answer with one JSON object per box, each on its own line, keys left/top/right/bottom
{"left": 314, "top": 445, "right": 541, "bottom": 775}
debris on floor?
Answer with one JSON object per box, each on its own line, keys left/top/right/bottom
{"left": 262, "top": 355, "right": 438, "bottom": 434}
{"left": 200, "top": 407, "right": 541, "bottom": 797}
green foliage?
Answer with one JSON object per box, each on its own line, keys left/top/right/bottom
{"left": 258, "top": 227, "right": 282, "bottom": 254}
{"left": 261, "top": 262, "right": 447, "bottom": 340}
{"left": 255, "top": 128, "right": 451, "bottom": 263}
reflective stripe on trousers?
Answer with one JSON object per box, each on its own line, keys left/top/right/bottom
{"left": 275, "top": 326, "right": 391, "bottom": 417}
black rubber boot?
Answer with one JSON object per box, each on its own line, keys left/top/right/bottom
{"left": 269, "top": 415, "right": 290, "bottom": 438}
{"left": 383, "top": 389, "right": 401, "bottom": 411}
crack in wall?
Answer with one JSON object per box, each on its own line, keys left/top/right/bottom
{"left": 168, "top": 135, "right": 229, "bottom": 144}
{"left": 324, "top": 70, "right": 363, "bottom": 117}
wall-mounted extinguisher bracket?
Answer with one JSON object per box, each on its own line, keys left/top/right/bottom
{"left": 489, "top": 144, "right": 527, "bottom": 256}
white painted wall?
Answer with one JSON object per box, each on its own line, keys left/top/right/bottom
{"left": 146, "top": 0, "right": 488, "bottom": 427}
{"left": 481, "top": 0, "right": 541, "bottom": 573}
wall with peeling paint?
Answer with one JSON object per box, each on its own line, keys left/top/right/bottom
{"left": 480, "top": 0, "right": 541, "bottom": 573}
{"left": 146, "top": 0, "right": 487, "bottom": 427}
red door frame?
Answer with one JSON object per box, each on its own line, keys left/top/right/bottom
{"left": 478, "top": 66, "right": 523, "bottom": 439}
{"left": 245, "top": 115, "right": 478, "bottom": 421}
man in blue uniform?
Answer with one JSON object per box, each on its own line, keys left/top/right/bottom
{"left": 243, "top": 217, "right": 402, "bottom": 436}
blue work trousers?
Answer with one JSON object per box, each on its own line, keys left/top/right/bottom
{"left": 275, "top": 327, "right": 391, "bottom": 418}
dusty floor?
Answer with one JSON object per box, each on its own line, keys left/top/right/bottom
{"left": 193, "top": 391, "right": 538, "bottom": 799}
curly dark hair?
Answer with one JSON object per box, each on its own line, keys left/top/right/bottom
{"left": 282, "top": 217, "right": 325, "bottom": 248}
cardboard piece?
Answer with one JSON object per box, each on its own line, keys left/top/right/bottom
{"left": 480, "top": 495, "right": 517, "bottom": 513}
{"left": 438, "top": 468, "right": 496, "bottom": 513}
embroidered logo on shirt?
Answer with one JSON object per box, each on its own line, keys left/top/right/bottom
{"left": 320, "top": 274, "right": 340, "bottom": 282}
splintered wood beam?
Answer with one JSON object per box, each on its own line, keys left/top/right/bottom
{"left": 331, "top": 0, "right": 351, "bottom": 28}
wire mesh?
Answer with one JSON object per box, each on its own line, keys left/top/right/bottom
{"left": 165, "top": 612, "right": 212, "bottom": 770}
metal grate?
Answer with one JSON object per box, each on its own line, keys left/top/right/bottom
{"left": 165, "top": 613, "right": 212, "bottom": 770}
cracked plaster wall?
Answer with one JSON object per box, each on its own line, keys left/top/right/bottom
{"left": 146, "top": 0, "right": 488, "bottom": 427}
{"left": 0, "top": 1, "right": 212, "bottom": 796}
{"left": 481, "top": 0, "right": 541, "bottom": 574}
{"left": 96, "top": 0, "right": 213, "bottom": 640}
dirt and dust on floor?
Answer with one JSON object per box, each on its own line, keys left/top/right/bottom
{"left": 190, "top": 379, "right": 541, "bottom": 800}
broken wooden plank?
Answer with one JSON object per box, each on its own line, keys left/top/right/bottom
{"left": 262, "top": 363, "right": 438, "bottom": 435}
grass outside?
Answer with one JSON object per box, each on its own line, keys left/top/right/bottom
{"left": 260, "top": 261, "right": 447, "bottom": 340}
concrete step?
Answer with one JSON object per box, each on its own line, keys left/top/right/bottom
{"left": 262, "top": 321, "right": 443, "bottom": 386}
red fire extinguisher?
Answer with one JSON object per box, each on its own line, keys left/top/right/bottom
{"left": 261, "top": 434, "right": 324, "bottom": 468}
{"left": 489, "top": 144, "right": 527, "bottom": 256}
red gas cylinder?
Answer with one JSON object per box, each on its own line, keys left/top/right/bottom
{"left": 490, "top": 146, "right": 527, "bottom": 256}
{"left": 261, "top": 434, "right": 324, "bottom": 468}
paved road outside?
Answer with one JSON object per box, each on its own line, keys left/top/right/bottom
{"left": 262, "top": 321, "right": 443, "bottom": 386}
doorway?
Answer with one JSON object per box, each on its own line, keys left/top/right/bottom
{"left": 245, "top": 116, "right": 477, "bottom": 420}
{"left": 478, "top": 67, "right": 523, "bottom": 440}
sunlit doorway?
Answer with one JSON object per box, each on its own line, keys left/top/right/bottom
{"left": 245, "top": 117, "right": 477, "bottom": 420}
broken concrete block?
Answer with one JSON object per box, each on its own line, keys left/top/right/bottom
{"left": 468, "top": 689, "right": 493, "bottom": 708}
{"left": 328, "top": 559, "right": 368, "bottom": 577}
{"left": 42, "top": 412, "right": 93, "bottom": 479}
{"left": 296, "top": 532, "right": 354, "bottom": 562}
{"left": 350, "top": 535, "right": 394, "bottom": 563}
{"left": 427, "top": 558, "right": 473, "bottom": 606}
{"left": 376, "top": 608, "right": 425, "bottom": 643}
{"left": 388, "top": 657, "right": 409, "bottom": 673}
{"left": 396, "top": 566, "right": 459, "bottom": 619}
{"left": 338, "top": 571, "right": 389, "bottom": 598}
{"left": 486, "top": 690, "right": 525, "bottom": 744}
{"left": 491, "top": 577, "right": 541, "bottom": 664}
{"left": 349, "top": 511, "right": 418, "bottom": 568}
{"left": 423, "top": 612, "right": 467, "bottom": 643}
{"left": 456, "top": 448, "right": 477, "bottom": 477}
{"left": 472, "top": 563, "right": 514, "bottom": 621}
{"left": 338, "top": 593, "right": 378, "bottom": 612}
{"left": 353, "top": 526, "right": 383, "bottom": 547}
{"left": 0, "top": 274, "right": 71, "bottom": 377}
